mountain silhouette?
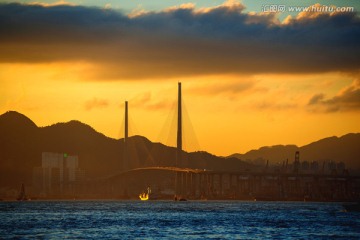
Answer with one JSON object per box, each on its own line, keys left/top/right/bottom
{"left": 0, "top": 111, "right": 252, "bottom": 189}
{"left": 1, "top": 111, "right": 359, "bottom": 190}
{"left": 230, "top": 134, "right": 360, "bottom": 170}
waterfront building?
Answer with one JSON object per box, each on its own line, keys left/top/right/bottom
{"left": 33, "top": 152, "right": 85, "bottom": 197}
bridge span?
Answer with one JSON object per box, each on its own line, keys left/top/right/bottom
{"left": 82, "top": 166, "right": 360, "bottom": 201}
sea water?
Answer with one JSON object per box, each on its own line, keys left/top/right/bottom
{"left": 0, "top": 201, "right": 359, "bottom": 239}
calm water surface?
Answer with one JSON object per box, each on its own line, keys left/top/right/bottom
{"left": 0, "top": 201, "right": 359, "bottom": 239}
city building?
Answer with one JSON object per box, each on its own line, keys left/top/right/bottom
{"left": 33, "top": 152, "right": 85, "bottom": 197}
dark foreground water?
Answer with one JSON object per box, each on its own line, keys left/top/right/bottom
{"left": 0, "top": 201, "right": 359, "bottom": 239}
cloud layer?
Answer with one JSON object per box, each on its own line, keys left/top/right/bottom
{"left": 84, "top": 98, "right": 109, "bottom": 111}
{"left": 0, "top": 1, "right": 359, "bottom": 79}
{"left": 308, "top": 79, "right": 360, "bottom": 112}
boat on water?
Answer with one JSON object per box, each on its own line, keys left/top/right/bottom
{"left": 343, "top": 202, "right": 360, "bottom": 212}
{"left": 174, "top": 195, "right": 187, "bottom": 201}
{"left": 139, "top": 187, "right": 151, "bottom": 201}
{"left": 17, "top": 183, "right": 29, "bottom": 201}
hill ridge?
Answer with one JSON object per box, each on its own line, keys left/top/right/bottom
{"left": 0, "top": 111, "right": 252, "bottom": 188}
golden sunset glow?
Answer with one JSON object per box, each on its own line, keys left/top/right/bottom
{"left": 1, "top": 0, "right": 359, "bottom": 156}
{"left": 1, "top": 61, "right": 359, "bottom": 155}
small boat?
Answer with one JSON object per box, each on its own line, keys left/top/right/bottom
{"left": 17, "top": 183, "right": 29, "bottom": 201}
{"left": 139, "top": 187, "right": 151, "bottom": 201}
{"left": 174, "top": 195, "right": 187, "bottom": 201}
{"left": 343, "top": 202, "right": 360, "bottom": 212}
{"left": 253, "top": 196, "right": 279, "bottom": 201}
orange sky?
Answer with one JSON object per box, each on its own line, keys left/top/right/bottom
{"left": 1, "top": 62, "right": 359, "bottom": 155}
{"left": 1, "top": 1, "right": 359, "bottom": 156}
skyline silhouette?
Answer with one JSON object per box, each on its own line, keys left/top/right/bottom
{"left": 1, "top": 110, "right": 359, "bottom": 201}
{"left": 1, "top": 110, "right": 358, "bottom": 169}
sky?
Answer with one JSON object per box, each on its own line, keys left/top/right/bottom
{"left": 0, "top": 0, "right": 359, "bottom": 156}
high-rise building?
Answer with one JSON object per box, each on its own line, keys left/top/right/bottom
{"left": 33, "top": 152, "right": 85, "bottom": 197}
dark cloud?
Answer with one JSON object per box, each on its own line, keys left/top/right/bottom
{"left": 0, "top": 2, "right": 359, "bottom": 79}
{"left": 131, "top": 92, "right": 174, "bottom": 110}
{"left": 84, "top": 98, "right": 109, "bottom": 110}
{"left": 308, "top": 79, "right": 360, "bottom": 112}
{"left": 308, "top": 93, "right": 325, "bottom": 105}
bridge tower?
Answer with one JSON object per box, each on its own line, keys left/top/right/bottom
{"left": 123, "top": 101, "right": 129, "bottom": 171}
{"left": 294, "top": 151, "right": 300, "bottom": 173}
{"left": 177, "top": 82, "right": 182, "bottom": 168}
{"left": 175, "top": 82, "right": 184, "bottom": 199}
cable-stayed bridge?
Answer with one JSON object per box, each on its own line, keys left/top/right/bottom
{"left": 85, "top": 83, "right": 360, "bottom": 201}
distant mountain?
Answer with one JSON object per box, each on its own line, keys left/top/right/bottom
{"left": 230, "top": 134, "right": 360, "bottom": 170}
{"left": 2, "top": 111, "right": 359, "bottom": 190}
{"left": 0, "top": 111, "right": 251, "bottom": 188}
